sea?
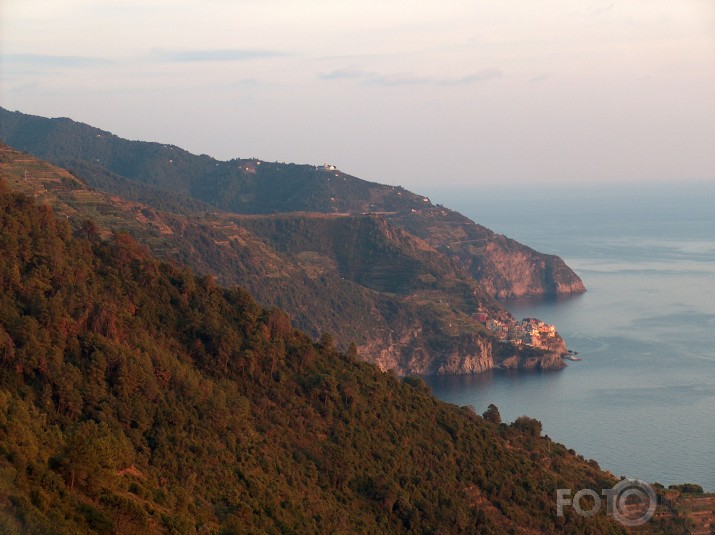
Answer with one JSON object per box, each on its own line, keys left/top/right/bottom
{"left": 422, "top": 180, "right": 715, "bottom": 491}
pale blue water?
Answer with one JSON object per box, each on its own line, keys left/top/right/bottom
{"left": 423, "top": 181, "right": 715, "bottom": 491}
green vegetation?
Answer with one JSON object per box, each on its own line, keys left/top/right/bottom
{"left": 0, "top": 108, "right": 426, "bottom": 215}
{"left": 0, "top": 142, "right": 560, "bottom": 376}
{"left": 0, "top": 108, "right": 585, "bottom": 376}
{"left": 668, "top": 483, "right": 704, "bottom": 495}
{"left": 482, "top": 404, "right": 501, "bottom": 425}
{"left": 0, "top": 106, "right": 584, "bottom": 304}
{"left": 0, "top": 179, "right": 631, "bottom": 533}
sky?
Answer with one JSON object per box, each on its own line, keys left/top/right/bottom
{"left": 1, "top": 0, "right": 714, "bottom": 189}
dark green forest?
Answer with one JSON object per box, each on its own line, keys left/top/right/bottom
{"left": 0, "top": 178, "right": 636, "bottom": 534}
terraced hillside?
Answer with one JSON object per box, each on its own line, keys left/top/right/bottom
{"left": 0, "top": 106, "right": 585, "bottom": 301}
{"left": 0, "top": 144, "right": 564, "bottom": 375}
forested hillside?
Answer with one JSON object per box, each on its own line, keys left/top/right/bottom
{"left": 0, "top": 143, "right": 565, "bottom": 375}
{"left": 0, "top": 108, "right": 586, "bottom": 376}
{"left": 0, "top": 107, "right": 425, "bottom": 214}
{"left": 0, "top": 107, "right": 585, "bottom": 301}
{"left": 0, "top": 179, "right": 632, "bottom": 534}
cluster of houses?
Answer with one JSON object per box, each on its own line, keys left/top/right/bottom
{"left": 471, "top": 312, "right": 557, "bottom": 349}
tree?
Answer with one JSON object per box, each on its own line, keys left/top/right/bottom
{"left": 80, "top": 219, "right": 101, "bottom": 242}
{"left": 346, "top": 341, "right": 358, "bottom": 360}
{"left": 99, "top": 492, "right": 147, "bottom": 535}
{"left": 483, "top": 404, "right": 502, "bottom": 425}
{"left": 0, "top": 326, "right": 15, "bottom": 368}
{"left": 668, "top": 483, "right": 704, "bottom": 494}
{"left": 512, "top": 415, "right": 542, "bottom": 438}
{"left": 59, "top": 421, "right": 133, "bottom": 491}
{"left": 319, "top": 332, "right": 335, "bottom": 352}
{"left": 266, "top": 307, "right": 291, "bottom": 340}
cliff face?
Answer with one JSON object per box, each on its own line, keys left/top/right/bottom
{"left": 470, "top": 235, "right": 586, "bottom": 299}
{"left": 358, "top": 327, "right": 565, "bottom": 376}
{"left": 362, "top": 330, "right": 497, "bottom": 376}
{"left": 497, "top": 337, "right": 567, "bottom": 372}
{"left": 435, "top": 336, "right": 495, "bottom": 375}
{"left": 389, "top": 208, "right": 586, "bottom": 299}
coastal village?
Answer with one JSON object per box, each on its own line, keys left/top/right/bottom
{"left": 472, "top": 312, "right": 560, "bottom": 351}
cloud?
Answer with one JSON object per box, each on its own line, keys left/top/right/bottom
{"left": 319, "top": 69, "right": 435, "bottom": 87}
{"left": 530, "top": 74, "right": 549, "bottom": 83}
{"left": 150, "top": 48, "right": 286, "bottom": 62}
{"left": 319, "top": 67, "right": 503, "bottom": 87}
{"left": 2, "top": 54, "right": 113, "bottom": 68}
{"left": 442, "top": 68, "right": 503, "bottom": 85}
{"left": 318, "top": 67, "right": 375, "bottom": 80}
{"left": 370, "top": 72, "right": 434, "bottom": 87}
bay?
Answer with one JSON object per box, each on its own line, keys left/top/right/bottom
{"left": 422, "top": 180, "right": 715, "bottom": 491}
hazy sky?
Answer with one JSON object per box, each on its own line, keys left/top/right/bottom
{"left": 1, "top": 0, "right": 714, "bottom": 188}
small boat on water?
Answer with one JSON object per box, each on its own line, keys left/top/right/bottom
{"left": 562, "top": 350, "right": 582, "bottom": 361}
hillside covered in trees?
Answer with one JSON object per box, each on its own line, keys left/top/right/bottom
{"left": 0, "top": 108, "right": 584, "bottom": 375}
{"left": 0, "top": 176, "right": 642, "bottom": 534}
{"left": 0, "top": 107, "right": 585, "bottom": 301}
{"left": 0, "top": 142, "right": 567, "bottom": 376}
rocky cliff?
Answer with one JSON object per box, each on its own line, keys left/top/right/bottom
{"left": 356, "top": 327, "right": 566, "bottom": 376}
{"left": 388, "top": 207, "right": 586, "bottom": 299}
{"left": 471, "top": 235, "right": 586, "bottom": 298}
{"left": 359, "top": 328, "right": 567, "bottom": 376}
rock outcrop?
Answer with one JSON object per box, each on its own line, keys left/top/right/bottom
{"left": 359, "top": 327, "right": 566, "bottom": 376}
{"left": 474, "top": 235, "right": 586, "bottom": 299}
{"left": 389, "top": 208, "right": 586, "bottom": 299}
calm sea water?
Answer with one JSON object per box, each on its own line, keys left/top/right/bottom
{"left": 423, "top": 180, "right": 715, "bottom": 491}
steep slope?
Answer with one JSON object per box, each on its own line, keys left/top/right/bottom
{"left": 0, "top": 144, "right": 566, "bottom": 375}
{"left": 388, "top": 208, "right": 586, "bottom": 298}
{"left": 0, "top": 107, "right": 584, "bottom": 300}
{"left": 0, "top": 179, "right": 633, "bottom": 534}
{"left": 0, "top": 107, "right": 424, "bottom": 214}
